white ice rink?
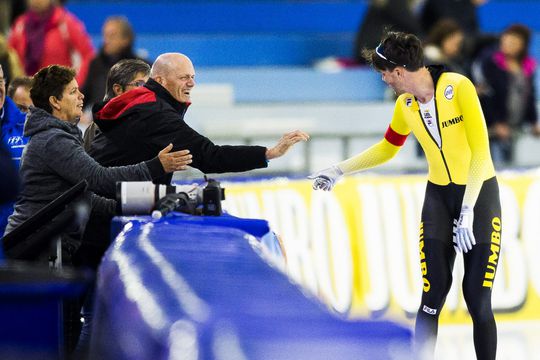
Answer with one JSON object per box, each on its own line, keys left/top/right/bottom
{"left": 437, "top": 321, "right": 540, "bottom": 360}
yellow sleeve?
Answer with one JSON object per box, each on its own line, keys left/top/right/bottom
{"left": 457, "top": 77, "right": 496, "bottom": 208}
{"left": 337, "top": 102, "right": 411, "bottom": 174}
{"left": 337, "top": 137, "right": 403, "bottom": 174}
{"left": 337, "top": 99, "right": 411, "bottom": 174}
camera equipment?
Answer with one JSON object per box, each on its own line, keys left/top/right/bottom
{"left": 116, "top": 178, "right": 225, "bottom": 218}
{"left": 152, "top": 192, "right": 195, "bottom": 220}
{"left": 202, "top": 178, "right": 225, "bottom": 216}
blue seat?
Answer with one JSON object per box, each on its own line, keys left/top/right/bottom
{"left": 195, "top": 67, "right": 386, "bottom": 102}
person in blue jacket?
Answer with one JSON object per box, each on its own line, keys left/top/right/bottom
{"left": 0, "top": 64, "right": 28, "bottom": 236}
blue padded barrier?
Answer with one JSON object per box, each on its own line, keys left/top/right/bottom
{"left": 91, "top": 213, "right": 411, "bottom": 359}
{"left": 110, "top": 213, "right": 272, "bottom": 240}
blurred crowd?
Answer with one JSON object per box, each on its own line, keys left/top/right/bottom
{"left": 0, "top": 0, "right": 149, "bottom": 125}
{"left": 354, "top": 0, "right": 540, "bottom": 166}
{"left": 0, "top": 0, "right": 538, "bottom": 179}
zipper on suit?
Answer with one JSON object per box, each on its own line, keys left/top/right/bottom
{"left": 417, "top": 97, "right": 453, "bottom": 183}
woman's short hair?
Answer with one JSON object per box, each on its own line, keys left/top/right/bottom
{"left": 30, "top": 65, "right": 76, "bottom": 114}
{"left": 362, "top": 31, "right": 424, "bottom": 72}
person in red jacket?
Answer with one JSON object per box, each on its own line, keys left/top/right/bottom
{"left": 8, "top": 0, "right": 95, "bottom": 86}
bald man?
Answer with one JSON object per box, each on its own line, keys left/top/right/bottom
{"left": 78, "top": 53, "right": 308, "bottom": 270}
{"left": 89, "top": 53, "right": 308, "bottom": 184}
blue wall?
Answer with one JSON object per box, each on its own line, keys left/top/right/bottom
{"left": 68, "top": 1, "right": 540, "bottom": 66}
{"left": 68, "top": 2, "right": 366, "bottom": 35}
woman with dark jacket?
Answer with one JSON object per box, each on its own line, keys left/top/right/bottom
{"left": 474, "top": 24, "right": 540, "bottom": 165}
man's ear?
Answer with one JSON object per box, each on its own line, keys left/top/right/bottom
{"left": 49, "top": 95, "right": 61, "bottom": 111}
{"left": 154, "top": 76, "right": 164, "bottom": 86}
{"left": 112, "top": 83, "right": 123, "bottom": 96}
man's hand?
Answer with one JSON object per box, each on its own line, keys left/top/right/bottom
{"left": 158, "top": 144, "right": 192, "bottom": 173}
{"left": 453, "top": 206, "right": 476, "bottom": 253}
{"left": 266, "top": 130, "right": 310, "bottom": 160}
{"left": 308, "top": 165, "right": 343, "bottom": 191}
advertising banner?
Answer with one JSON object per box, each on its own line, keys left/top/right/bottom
{"left": 223, "top": 173, "right": 540, "bottom": 325}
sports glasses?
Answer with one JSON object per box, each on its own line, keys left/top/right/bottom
{"left": 125, "top": 80, "right": 146, "bottom": 87}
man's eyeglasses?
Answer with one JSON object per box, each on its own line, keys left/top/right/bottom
{"left": 125, "top": 80, "right": 146, "bottom": 87}
{"left": 375, "top": 44, "right": 406, "bottom": 68}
